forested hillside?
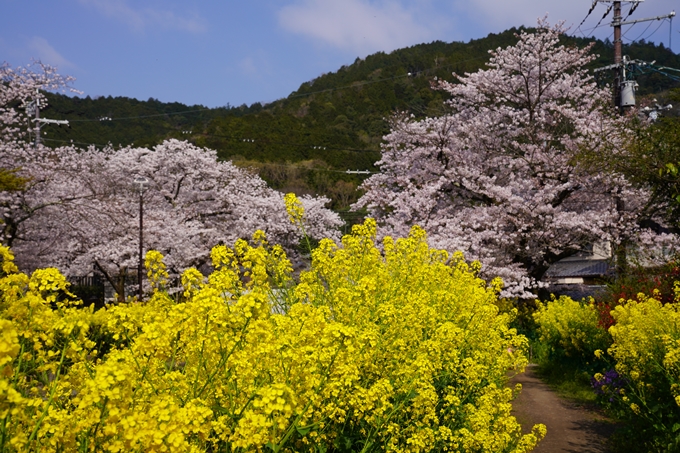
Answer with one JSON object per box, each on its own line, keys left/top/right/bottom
{"left": 39, "top": 27, "right": 680, "bottom": 210}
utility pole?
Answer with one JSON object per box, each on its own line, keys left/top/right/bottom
{"left": 34, "top": 93, "right": 41, "bottom": 147}
{"left": 134, "top": 176, "right": 149, "bottom": 301}
{"left": 613, "top": 1, "right": 623, "bottom": 64}
{"left": 593, "top": 1, "right": 675, "bottom": 110}
{"left": 588, "top": 2, "right": 677, "bottom": 277}
{"left": 28, "top": 89, "right": 69, "bottom": 147}
{"left": 613, "top": 1, "right": 623, "bottom": 108}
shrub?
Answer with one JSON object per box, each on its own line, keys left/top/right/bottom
{"left": 603, "top": 291, "right": 680, "bottom": 451}
{"left": 533, "top": 296, "right": 612, "bottom": 370}
{"left": 0, "top": 219, "right": 545, "bottom": 452}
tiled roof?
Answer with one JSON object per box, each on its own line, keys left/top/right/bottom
{"left": 544, "top": 260, "right": 611, "bottom": 278}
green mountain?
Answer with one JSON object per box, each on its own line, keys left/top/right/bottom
{"left": 40, "top": 27, "right": 680, "bottom": 211}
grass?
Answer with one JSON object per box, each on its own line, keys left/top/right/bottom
{"left": 529, "top": 340, "right": 599, "bottom": 406}
{"left": 533, "top": 361, "right": 599, "bottom": 405}
{"left": 529, "top": 341, "right": 634, "bottom": 452}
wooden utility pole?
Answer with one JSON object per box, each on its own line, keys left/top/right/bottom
{"left": 613, "top": 1, "right": 622, "bottom": 64}
{"left": 590, "top": 1, "right": 676, "bottom": 277}
{"left": 613, "top": 1, "right": 623, "bottom": 108}
{"left": 34, "top": 91, "right": 41, "bottom": 147}
{"left": 134, "top": 176, "right": 149, "bottom": 301}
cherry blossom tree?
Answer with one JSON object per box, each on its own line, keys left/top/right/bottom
{"left": 355, "top": 20, "right": 665, "bottom": 298}
{"left": 1, "top": 61, "right": 83, "bottom": 250}
{"left": 1, "top": 63, "right": 342, "bottom": 300}
{"left": 5, "top": 139, "right": 342, "bottom": 300}
{"left": 0, "top": 61, "right": 76, "bottom": 144}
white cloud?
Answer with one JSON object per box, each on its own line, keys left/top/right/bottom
{"left": 28, "top": 37, "right": 76, "bottom": 70}
{"left": 450, "top": 0, "right": 678, "bottom": 41}
{"left": 78, "top": 0, "right": 207, "bottom": 33}
{"left": 278, "top": 0, "right": 437, "bottom": 55}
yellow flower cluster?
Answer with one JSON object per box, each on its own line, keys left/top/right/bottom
{"left": 145, "top": 250, "right": 169, "bottom": 292}
{"left": 0, "top": 220, "right": 543, "bottom": 452}
{"left": 284, "top": 192, "right": 304, "bottom": 226}
{"left": 608, "top": 294, "right": 680, "bottom": 411}
{"left": 533, "top": 296, "right": 611, "bottom": 361}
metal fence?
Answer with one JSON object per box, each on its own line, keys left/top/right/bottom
{"left": 69, "top": 274, "right": 107, "bottom": 308}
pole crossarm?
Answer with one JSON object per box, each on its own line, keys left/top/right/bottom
{"left": 617, "top": 11, "right": 675, "bottom": 27}
{"left": 594, "top": 59, "right": 650, "bottom": 73}
{"left": 33, "top": 118, "right": 70, "bottom": 126}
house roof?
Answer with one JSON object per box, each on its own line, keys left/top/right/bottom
{"left": 544, "top": 259, "right": 611, "bottom": 279}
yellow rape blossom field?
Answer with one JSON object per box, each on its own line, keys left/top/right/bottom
{"left": 0, "top": 199, "right": 545, "bottom": 452}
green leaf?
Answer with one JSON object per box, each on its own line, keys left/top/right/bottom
{"left": 295, "top": 425, "right": 313, "bottom": 436}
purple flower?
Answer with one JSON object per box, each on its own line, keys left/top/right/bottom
{"left": 591, "top": 369, "right": 627, "bottom": 402}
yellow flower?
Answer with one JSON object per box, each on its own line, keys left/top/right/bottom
{"left": 0, "top": 219, "right": 540, "bottom": 451}
{"left": 284, "top": 192, "right": 304, "bottom": 225}
{"left": 145, "top": 250, "right": 169, "bottom": 290}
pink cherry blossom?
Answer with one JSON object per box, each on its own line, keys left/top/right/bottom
{"left": 355, "top": 20, "right": 671, "bottom": 298}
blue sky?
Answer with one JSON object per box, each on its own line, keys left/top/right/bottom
{"left": 2, "top": 0, "right": 678, "bottom": 108}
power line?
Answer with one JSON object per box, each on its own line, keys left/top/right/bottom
{"left": 285, "top": 54, "right": 493, "bottom": 100}
{"left": 624, "top": 1, "right": 640, "bottom": 21}
{"left": 43, "top": 127, "right": 381, "bottom": 155}
{"left": 576, "top": 1, "right": 600, "bottom": 36}
{"left": 40, "top": 137, "right": 377, "bottom": 175}
{"left": 66, "top": 108, "right": 217, "bottom": 122}
{"left": 576, "top": 21, "right": 614, "bottom": 36}
{"left": 628, "top": 19, "right": 670, "bottom": 44}
{"left": 197, "top": 131, "right": 379, "bottom": 154}
{"left": 47, "top": 73, "right": 413, "bottom": 124}
{"left": 593, "top": 4, "right": 614, "bottom": 32}
{"left": 42, "top": 137, "right": 109, "bottom": 147}
{"left": 49, "top": 53, "right": 494, "bottom": 126}
{"left": 622, "top": 20, "right": 655, "bottom": 42}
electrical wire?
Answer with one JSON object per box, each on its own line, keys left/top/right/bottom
{"left": 67, "top": 108, "right": 217, "bottom": 122}
{"left": 649, "top": 67, "right": 680, "bottom": 83}
{"left": 42, "top": 125, "right": 382, "bottom": 154}
{"left": 639, "top": 19, "right": 669, "bottom": 44}
{"left": 592, "top": 4, "right": 614, "bottom": 33}
{"left": 51, "top": 53, "right": 493, "bottom": 125}
{"left": 624, "top": 1, "right": 641, "bottom": 21}
{"left": 285, "top": 54, "right": 493, "bottom": 100}
{"left": 41, "top": 137, "right": 109, "bottom": 148}
{"left": 40, "top": 137, "right": 378, "bottom": 175}
{"left": 575, "top": 21, "right": 613, "bottom": 36}
{"left": 622, "top": 20, "right": 654, "bottom": 42}
{"left": 576, "top": 0, "right": 599, "bottom": 37}
{"left": 196, "top": 131, "right": 379, "bottom": 154}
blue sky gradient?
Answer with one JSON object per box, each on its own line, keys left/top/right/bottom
{"left": 2, "top": 0, "right": 677, "bottom": 107}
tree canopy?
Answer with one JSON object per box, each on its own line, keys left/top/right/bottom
{"left": 355, "top": 21, "right": 675, "bottom": 298}
{"left": 32, "top": 29, "right": 680, "bottom": 209}
{"left": 0, "top": 63, "right": 342, "bottom": 300}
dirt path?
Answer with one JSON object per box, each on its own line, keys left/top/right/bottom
{"left": 511, "top": 365, "right": 617, "bottom": 453}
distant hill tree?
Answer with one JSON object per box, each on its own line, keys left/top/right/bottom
{"left": 31, "top": 28, "right": 680, "bottom": 209}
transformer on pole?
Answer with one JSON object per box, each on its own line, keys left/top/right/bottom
{"left": 593, "top": 1, "right": 675, "bottom": 110}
